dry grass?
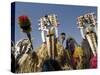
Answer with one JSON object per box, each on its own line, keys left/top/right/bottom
{"left": 16, "top": 43, "right": 72, "bottom": 73}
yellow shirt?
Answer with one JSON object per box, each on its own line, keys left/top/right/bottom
{"left": 73, "top": 46, "right": 83, "bottom": 69}
{"left": 73, "top": 46, "right": 83, "bottom": 59}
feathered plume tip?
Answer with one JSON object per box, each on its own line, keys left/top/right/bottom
{"left": 18, "top": 16, "right": 31, "bottom": 33}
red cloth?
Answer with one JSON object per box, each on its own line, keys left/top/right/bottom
{"left": 90, "top": 55, "right": 97, "bottom": 68}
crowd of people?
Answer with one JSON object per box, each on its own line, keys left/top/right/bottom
{"left": 11, "top": 32, "right": 97, "bottom": 73}
{"left": 11, "top": 13, "right": 97, "bottom": 73}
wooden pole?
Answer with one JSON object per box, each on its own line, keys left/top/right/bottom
{"left": 26, "top": 32, "right": 33, "bottom": 50}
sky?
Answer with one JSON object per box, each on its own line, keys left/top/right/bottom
{"left": 14, "top": 2, "right": 97, "bottom": 49}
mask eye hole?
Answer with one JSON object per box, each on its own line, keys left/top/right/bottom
{"left": 86, "top": 32, "right": 89, "bottom": 34}
{"left": 90, "top": 31, "right": 94, "bottom": 33}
